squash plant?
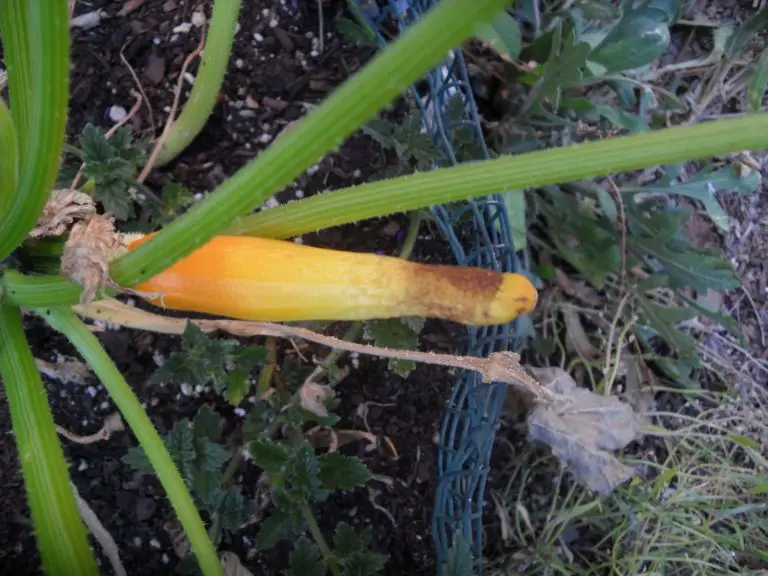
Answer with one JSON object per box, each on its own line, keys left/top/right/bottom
{"left": 3, "top": 1, "right": 768, "bottom": 575}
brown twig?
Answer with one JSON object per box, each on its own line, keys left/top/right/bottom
{"left": 56, "top": 412, "right": 125, "bottom": 445}
{"left": 120, "top": 41, "right": 156, "bottom": 135}
{"left": 137, "top": 28, "right": 206, "bottom": 183}
{"left": 73, "top": 298, "right": 551, "bottom": 399}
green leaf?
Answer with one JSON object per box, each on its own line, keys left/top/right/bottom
{"left": 193, "top": 405, "right": 222, "bottom": 442}
{"left": 0, "top": 304, "right": 97, "bottom": 574}
{"left": 285, "top": 537, "right": 326, "bottom": 576}
{"left": 318, "top": 453, "right": 371, "bottom": 491}
{"left": 192, "top": 468, "right": 223, "bottom": 510}
{"left": 634, "top": 295, "right": 699, "bottom": 361}
{"left": 363, "top": 319, "right": 420, "bottom": 378}
{"left": 501, "top": 190, "right": 527, "bottom": 251}
{"left": 444, "top": 532, "right": 474, "bottom": 576}
{"left": 333, "top": 523, "right": 388, "bottom": 576}
{"left": 631, "top": 164, "right": 760, "bottom": 231}
{"left": 125, "top": 420, "right": 197, "bottom": 482}
{"left": 590, "top": 8, "right": 671, "bottom": 73}
{"left": 217, "top": 487, "right": 254, "bottom": 532}
{"left": 193, "top": 437, "right": 231, "bottom": 473}
{"left": 243, "top": 401, "right": 277, "bottom": 442}
{"left": 250, "top": 439, "right": 291, "bottom": 474}
{"left": 725, "top": 7, "right": 768, "bottom": 58}
{"left": 335, "top": 15, "right": 378, "bottom": 47}
{"left": 255, "top": 510, "right": 294, "bottom": 550}
{"left": 475, "top": 9, "right": 521, "bottom": 62}
{"left": 748, "top": 48, "right": 768, "bottom": 113}
{"left": 285, "top": 442, "right": 329, "bottom": 502}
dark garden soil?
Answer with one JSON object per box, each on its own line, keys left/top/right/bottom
{"left": 0, "top": 1, "right": 465, "bottom": 574}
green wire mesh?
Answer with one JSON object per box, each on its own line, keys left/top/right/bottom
{"left": 350, "top": 1, "right": 532, "bottom": 573}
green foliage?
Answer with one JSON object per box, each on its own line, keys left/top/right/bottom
{"left": 444, "top": 532, "right": 473, "bottom": 576}
{"left": 285, "top": 537, "right": 326, "bottom": 576}
{"left": 332, "top": 523, "right": 389, "bottom": 576}
{"left": 79, "top": 124, "right": 149, "bottom": 221}
{"left": 150, "top": 322, "right": 267, "bottom": 404}
{"left": 363, "top": 317, "right": 425, "bottom": 378}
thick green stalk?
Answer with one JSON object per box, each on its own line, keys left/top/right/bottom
{"left": 225, "top": 113, "right": 768, "bottom": 239}
{"left": 109, "top": 0, "right": 511, "bottom": 287}
{"left": 3, "top": 271, "right": 85, "bottom": 308}
{"left": 0, "top": 0, "right": 70, "bottom": 262}
{"left": 154, "top": 0, "right": 242, "bottom": 166}
{"left": 0, "top": 303, "right": 97, "bottom": 575}
{"left": 41, "top": 309, "right": 223, "bottom": 576}
{"left": 0, "top": 97, "right": 18, "bottom": 215}
{"left": 0, "top": 3, "right": 32, "bottom": 168}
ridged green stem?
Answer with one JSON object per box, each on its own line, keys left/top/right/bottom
{"left": 41, "top": 309, "right": 223, "bottom": 576}
{"left": 0, "top": 97, "right": 18, "bottom": 216}
{"left": 0, "top": 3, "right": 31, "bottom": 168}
{"left": 0, "top": 303, "right": 97, "bottom": 575}
{"left": 108, "top": 0, "right": 511, "bottom": 287}
{"left": 0, "top": 0, "right": 70, "bottom": 262}
{"left": 225, "top": 113, "right": 768, "bottom": 239}
{"left": 154, "top": 0, "right": 242, "bottom": 166}
{"left": 3, "top": 271, "right": 85, "bottom": 308}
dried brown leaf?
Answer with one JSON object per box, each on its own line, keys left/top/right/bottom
{"left": 221, "top": 552, "right": 253, "bottom": 576}
{"left": 61, "top": 215, "right": 126, "bottom": 305}
{"left": 35, "top": 355, "right": 92, "bottom": 385}
{"left": 526, "top": 367, "right": 639, "bottom": 495}
{"left": 31, "top": 189, "right": 97, "bottom": 238}
{"left": 299, "top": 381, "right": 332, "bottom": 417}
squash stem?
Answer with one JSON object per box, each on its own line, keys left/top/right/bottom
{"left": 108, "top": 0, "right": 511, "bottom": 287}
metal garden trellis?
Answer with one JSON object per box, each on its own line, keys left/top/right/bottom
{"left": 351, "top": 1, "right": 531, "bottom": 573}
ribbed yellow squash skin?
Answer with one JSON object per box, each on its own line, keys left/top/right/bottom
{"left": 126, "top": 235, "right": 537, "bottom": 326}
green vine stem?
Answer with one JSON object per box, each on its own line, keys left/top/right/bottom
{"left": 0, "top": 303, "right": 98, "bottom": 575}
{"left": 0, "top": 97, "right": 18, "bottom": 216}
{"left": 0, "top": 0, "right": 70, "bottom": 262}
{"left": 154, "top": 0, "right": 242, "bottom": 166}
{"left": 225, "top": 113, "right": 768, "bottom": 239}
{"left": 41, "top": 309, "right": 223, "bottom": 576}
{"left": 300, "top": 500, "right": 341, "bottom": 576}
{"left": 108, "top": 0, "right": 511, "bottom": 287}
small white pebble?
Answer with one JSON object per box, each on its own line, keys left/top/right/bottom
{"left": 194, "top": 192, "right": 204, "bottom": 201}
{"left": 195, "top": 384, "right": 204, "bottom": 395}
{"left": 352, "top": 358, "right": 360, "bottom": 369}
{"left": 235, "top": 23, "right": 241, "bottom": 34}
{"left": 262, "top": 8, "right": 270, "bottom": 16}
{"left": 310, "top": 50, "right": 319, "bottom": 58}
{"left": 60, "top": 390, "right": 68, "bottom": 398}
{"left": 353, "top": 169, "right": 362, "bottom": 178}
{"left": 150, "top": 538, "right": 161, "bottom": 549}
{"left": 295, "top": 189, "right": 304, "bottom": 198}
{"left": 264, "top": 197, "right": 279, "bottom": 209}
{"left": 247, "top": 396, "right": 257, "bottom": 404}
{"left": 170, "top": 34, "right": 179, "bottom": 43}
{"left": 269, "top": 18, "right": 278, "bottom": 28}
{"left": 183, "top": 72, "right": 195, "bottom": 85}
{"left": 258, "top": 133, "right": 273, "bottom": 144}
{"left": 82, "top": 419, "right": 89, "bottom": 427}
{"left": 173, "top": 22, "right": 193, "bottom": 34}
{"left": 150, "top": 397, "right": 160, "bottom": 407}
{"left": 77, "top": 460, "right": 88, "bottom": 472}
{"left": 191, "top": 11, "right": 206, "bottom": 27}
{"left": 152, "top": 351, "right": 165, "bottom": 367}
{"left": 99, "top": 401, "right": 109, "bottom": 411}
{"left": 132, "top": 537, "right": 142, "bottom": 548}
{"left": 180, "top": 383, "right": 192, "bottom": 397}
{"left": 253, "top": 32, "right": 264, "bottom": 42}
{"left": 108, "top": 105, "right": 127, "bottom": 123}
{"left": 153, "top": 37, "right": 161, "bottom": 45}
{"left": 294, "top": 237, "right": 304, "bottom": 244}
{"left": 308, "top": 164, "right": 320, "bottom": 175}
{"left": 162, "top": 553, "right": 170, "bottom": 565}
{"left": 86, "top": 386, "right": 97, "bottom": 398}
{"left": 234, "top": 407, "right": 246, "bottom": 418}
{"left": 235, "top": 58, "right": 244, "bottom": 68}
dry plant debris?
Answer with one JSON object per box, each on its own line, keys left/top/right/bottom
{"left": 527, "top": 367, "right": 640, "bottom": 495}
